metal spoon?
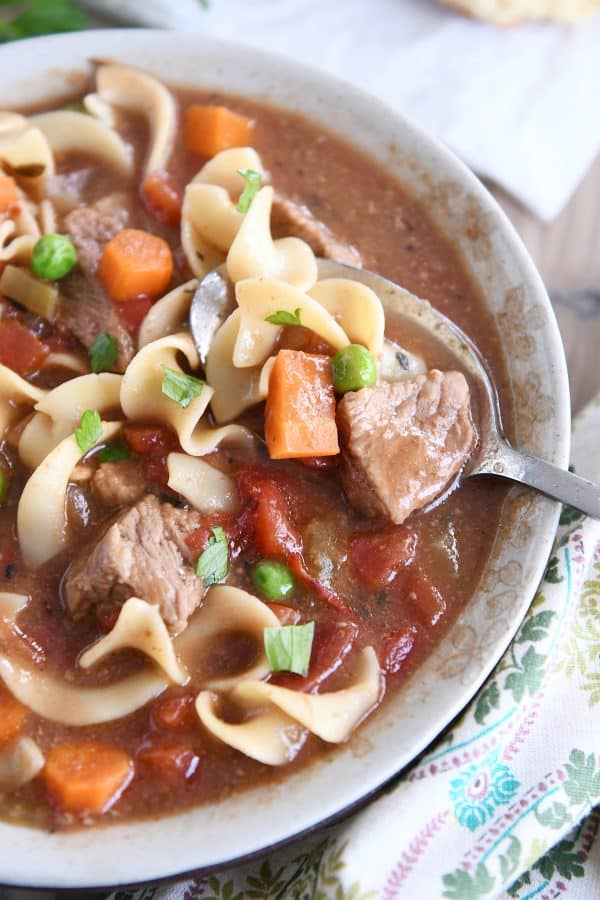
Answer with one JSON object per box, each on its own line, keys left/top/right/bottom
{"left": 189, "top": 259, "right": 600, "bottom": 519}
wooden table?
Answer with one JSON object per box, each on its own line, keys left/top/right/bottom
{"left": 1, "top": 155, "right": 598, "bottom": 900}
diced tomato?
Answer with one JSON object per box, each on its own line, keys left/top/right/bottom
{"left": 142, "top": 171, "right": 183, "bottom": 227}
{"left": 236, "top": 466, "right": 354, "bottom": 618}
{"left": 406, "top": 566, "right": 446, "bottom": 628}
{"left": 152, "top": 694, "right": 197, "bottom": 731}
{"left": 123, "top": 424, "right": 179, "bottom": 457}
{"left": 350, "top": 526, "right": 417, "bottom": 590}
{"left": 268, "top": 603, "right": 301, "bottom": 626}
{"left": 185, "top": 511, "right": 237, "bottom": 557}
{"left": 272, "top": 620, "right": 358, "bottom": 692}
{"left": 116, "top": 294, "right": 154, "bottom": 334}
{"left": 381, "top": 623, "right": 419, "bottom": 675}
{"left": 0, "top": 320, "right": 49, "bottom": 375}
{"left": 136, "top": 738, "right": 200, "bottom": 781}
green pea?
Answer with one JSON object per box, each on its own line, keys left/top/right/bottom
{"left": 251, "top": 560, "right": 296, "bottom": 600}
{"left": 331, "top": 344, "right": 377, "bottom": 393}
{"left": 31, "top": 234, "right": 77, "bottom": 281}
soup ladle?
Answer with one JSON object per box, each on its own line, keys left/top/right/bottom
{"left": 189, "top": 259, "right": 600, "bottom": 519}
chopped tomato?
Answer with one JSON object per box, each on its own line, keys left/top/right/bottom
{"left": 381, "top": 623, "right": 419, "bottom": 675}
{"left": 406, "top": 566, "right": 446, "bottom": 628}
{"left": 117, "top": 294, "right": 154, "bottom": 334}
{"left": 185, "top": 511, "right": 237, "bottom": 556}
{"left": 350, "top": 526, "right": 417, "bottom": 590}
{"left": 272, "top": 620, "right": 358, "bottom": 692}
{"left": 137, "top": 738, "right": 200, "bottom": 781}
{"left": 0, "top": 319, "right": 49, "bottom": 375}
{"left": 236, "top": 466, "right": 354, "bottom": 618}
{"left": 142, "top": 171, "right": 183, "bottom": 227}
{"left": 152, "top": 694, "right": 197, "bottom": 731}
{"left": 123, "top": 424, "right": 179, "bottom": 457}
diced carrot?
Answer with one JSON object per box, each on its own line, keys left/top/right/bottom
{"left": 184, "top": 104, "right": 254, "bottom": 158}
{"left": 117, "top": 294, "right": 154, "bottom": 334}
{"left": 0, "top": 175, "right": 18, "bottom": 215}
{"left": 137, "top": 738, "right": 199, "bottom": 781}
{"left": 152, "top": 695, "right": 197, "bottom": 731}
{"left": 350, "top": 527, "right": 417, "bottom": 590}
{"left": 98, "top": 229, "right": 173, "bottom": 303}
{"left": 265, "top": 350, "right": 339, "bottom": 460}
{"left": 142, "top": 171, "right": 182, "bottom": 227}
{"left": 0, "top": 689, "right": 27, "bottom": 746}
{"left": 0, "top": 319, "right": 49, "bottom": 375}
{"left": 406, "top": 566, "right": 446, "bottom": 628}
{"left": 43, "top": 742, "right": 133, "bottom": 814}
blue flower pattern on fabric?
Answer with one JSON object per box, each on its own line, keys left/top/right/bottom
{"left": 449, "top": 748, "right": 520, "bottom": 831}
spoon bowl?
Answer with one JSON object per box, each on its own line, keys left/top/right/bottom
{"left": 190, "top": 258, "right": 600, "bottom": 518}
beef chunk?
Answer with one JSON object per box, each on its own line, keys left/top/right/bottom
{"left": 64, "top": 495, "right": 205, "bottom": 634}
{"left": 58, "top": 194, "right": 134, "bottom": 370}
{"left": 92, "top": 460, "right": 147, "bottom": 508}
{"left": 271, "top": 193, "right": 362, "bottom": 267}
{"left": 337, "top": 371, "right": 476, "bottom": 524}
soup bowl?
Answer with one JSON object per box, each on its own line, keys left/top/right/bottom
{"left": 0, "top": 28, "right": 569, "bottom": 889}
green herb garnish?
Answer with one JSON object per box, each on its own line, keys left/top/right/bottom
{"left": 195, "top": 526, "right": 229, "bottom": 586}
{"left": 0, "top": 472, "right": 8, "bottom": 504}
{"left": 264, "top": 622, "right": 315, "bottom": 676}
{"left": 89, "top": 332, "right": 118, "bottom": 373}
{"left": 97, "top": 443, "right": 130, "bottom": 463}
{"left": 74, "top": 409, "right": 102, "bottom": 454}
{"left": 236, "top": 168, "right": 262, "bottom": 214}
{"left": 0, "top": 0, "right": 87, "bottom": 43}
{"left": 265, "top": 307, "right": 302, "bottom": 327}
{"left": 161, "top": 367, "right": 205, "bottom": 409}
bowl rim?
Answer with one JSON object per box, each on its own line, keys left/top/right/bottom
{"left": 0, "top": 27, "right": 570, "bottom": 890}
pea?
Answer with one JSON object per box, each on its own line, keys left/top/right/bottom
{"left": 251, "top": 560, "right": 296, "bottom": 600}
{"left": 31, "top": 234, "right": 77, "bottom": 281}
{"left": 331, "top": 344, "right": 377, "bottom": 393}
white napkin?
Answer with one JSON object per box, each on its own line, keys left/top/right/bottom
{"left": 83, "top": 0, "right": 600, "bottom": 221}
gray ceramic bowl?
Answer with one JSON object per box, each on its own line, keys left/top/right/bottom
{"left": 0, "top": 29, "right": 569, "bottom": 889}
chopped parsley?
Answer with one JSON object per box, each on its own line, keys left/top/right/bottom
{"left": 74, "top": 409, "right": 102, "bottom": 454}
{"left": 195, "top": 526, "right": 229, "bottom": 586}
{"left": 0, "top": 472, "right": 8, "bottom": 504}
{"left": 97, "top": 443, "right": 130, "bottom": 463}
{"left": 264, "top": 622, "right": 315, "bottom": 676}
{"left": 161, "top": 367, "right": 205, "bottom": 409}
{"left": 265, "top": 307, "right": 302, "bottom": 327}
{"left": 236, "top": 168, "right": 262, "bottom": 213}
{"left": 89, "top": 332, "right": 118, "bottom": 373}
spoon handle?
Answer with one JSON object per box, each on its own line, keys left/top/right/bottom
{"left": 482, "top": 441, "right": 600, "bottom": 519}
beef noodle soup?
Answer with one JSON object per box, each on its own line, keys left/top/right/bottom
{"left": 0, "top": 65, "right": 510, "bottom": 829}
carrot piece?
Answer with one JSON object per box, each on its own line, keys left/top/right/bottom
{"left": 98, "top": 228, "right": 173, "bottom": 303}
{"left": 142, "top": 171, "right": 182, "bottom": 227}
{"left": 0, "top": 690, "right": 27, "bottom": 746}
{"left": 265, "top": 350, "right": 340, "bottom": 459}
{"left": 43, "top": 742, "right": 133, "bottom": 814}
{"left": 0, "top": 175, "right": 18, "bottom": 215}
{"left": 184, "top": 104, "right": 254, "bottom": 157}
{"left": 0, "top": 319, "right": 49, "bottom": 375}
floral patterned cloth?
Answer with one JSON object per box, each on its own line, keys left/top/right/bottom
{"left": 113, "top": 394, "right": 600, "bottom": 900}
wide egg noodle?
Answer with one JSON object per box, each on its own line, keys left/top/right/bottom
{"left": 93, "top": 64, "right": 176, "bottom": 175}
{"left": 40, "top": 352, "right": 89, "bottom": 376}
{"left": 17, "top": 420, "right": 120, "bottom": 567}
{"left": 233, "top": 277, "right": 349, "bottom": 368}
{"left": 0, "top": 592, "right": 29, "bottom": 623}
{"left": 308, "top": 278, "right": 385, "bottom": 362}
{"left": 18, "top": 372, "right": 122, "bottom": 470}
{"left": 195, "top": 691, "right": 307, "bottom": 766}
{"left": 121, "top": 332, "right": 254, "bottom": 455}
{"left": 0, "top": 654, "right": 166, "bottom": 726}
{"left": 0, "top": 122, "right": 54, "bottom": 190}
{"left": 0, "top": 364, "right": 46, "bottom": 435}
{"left": 167, "top": 453, "right": 239, "bottom": 514}
{"left": 232, "top": 647, "right": 383, "bottom": 744}
{"left": 205, "top": 309, "right": 273, "bottom": 423}
{"left": 0, "top": 737, "right": 45, "bottom": 793}
{"left": 30, "top": 110, "right": 133, "bottom": 178}
{"left": 181, "top": 148, "right": 266, "bottom": 278}
{"left": 177, "top": 585, "right": 280, "bottom": 691}
{"left": 138, "top": 279, "right": 198, "bottom": 348}
{"left": 79, "top": 597, "right": 188, "bottom": 685}
{"left": 226, "top": 186, "right": 317, "bottom": 291}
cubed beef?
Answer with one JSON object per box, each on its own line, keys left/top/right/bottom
{"left": 64, "top": 495, "right": 205, "bottom": 634}
{"left": 337, "top": 370, "right": 476, "bottom": 524}
{"left": 92, "top": 459, "right": 148, "bottom": 507}
{"left": 271, "top": 193, "right": 362, "bottom": 267}
{"left": 58, "top": 193, "right": 134, "bottom": 370}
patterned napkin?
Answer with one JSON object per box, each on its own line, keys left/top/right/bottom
{"left": 108, "top": 395, "right": 600, "bottom": 898}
